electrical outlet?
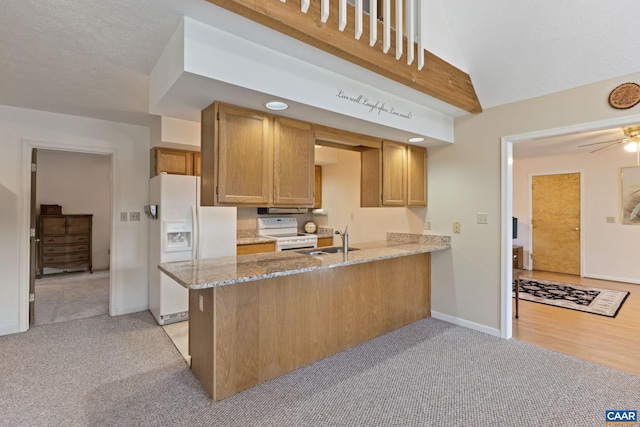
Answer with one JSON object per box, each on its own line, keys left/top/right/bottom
{"left": 424, "top": 220, "right": 432, "bottom": 230}
{"left": 199, "top": 295, "right": 204, "bottom": 312}
{"left": 606, "top": 216, "right": 616, "bottom": 223}
{"left": 120, "top": 212, "right": 128, "bottom": 222}
{"left": 130, "top": 212, "right": 140, "bottom": 221}
{"left": 453, "top": 221, "right": 461, "bottom": 233}
{"left": 477, "top": 213, "right": 488, "bottom": 224}
{"left": 350, "top": 212, "right": 355, "bottom": 220}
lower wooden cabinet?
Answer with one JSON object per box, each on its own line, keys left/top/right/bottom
{"left": 237, "top": 241, "right": 276, "bottom": 255}
{"left": 37, "top": 214, "right": 92, "bottom": 278}
{"left": 317, "top": 236, "right": 333, "bottom": 247}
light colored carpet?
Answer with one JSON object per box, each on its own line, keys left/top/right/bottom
{"left": 1, "top": 312, "right": 639, "bottom": 426}
{"left": 34, "top": 270, "right": 109, "bottom": 325}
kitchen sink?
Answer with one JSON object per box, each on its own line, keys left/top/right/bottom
{"left": 297, "top": 247, "right": 359, "bottom": 255}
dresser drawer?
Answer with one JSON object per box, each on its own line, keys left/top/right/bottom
{"left": 41, "top": 244, "right": 89, "bottom": 254}
{"left": 41, "top": 253, "right": 90, "bottom": 264}
{"left": 41, "top": 235, "right": 89, "bottom": 245}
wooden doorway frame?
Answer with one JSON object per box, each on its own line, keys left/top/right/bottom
{"left": 19, "top": 139, "right": 116, "bottom": 332}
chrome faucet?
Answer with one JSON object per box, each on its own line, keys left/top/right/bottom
{"left": 335, "top": 226, "right": 349, "bottom": 254}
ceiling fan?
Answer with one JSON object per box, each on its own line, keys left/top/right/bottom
{"left": 578, "top": 125, "right": 640, "bottom": 154}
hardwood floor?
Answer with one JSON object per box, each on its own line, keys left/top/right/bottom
{"left": 512, "top": 270, "right": 640, "bottom": 376}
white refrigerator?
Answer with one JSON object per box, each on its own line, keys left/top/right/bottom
{"left": 149, "top": 174, "right": 236, "bottom": 325}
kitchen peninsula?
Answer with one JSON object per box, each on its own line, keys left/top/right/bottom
{"left": 159, "top": 233, "right": 450, "bottom": 401}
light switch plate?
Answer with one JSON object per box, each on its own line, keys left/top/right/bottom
{"left": 130, "top": 212, "right": 140, "bottom": 221}
{"left": 120, "top": 212, "right": 128, "bottom": 222}
{"left": 477, "top": 213, "right": 488, "bottom": 224}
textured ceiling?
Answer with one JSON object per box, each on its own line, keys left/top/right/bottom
{"left": 441, "top": 0, "right": 640, "bottom": 109}
{"left": 1, "top": 0, "right": 640, "bottom": 134}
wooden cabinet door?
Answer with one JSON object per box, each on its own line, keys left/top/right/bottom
{"left": 67, "top": 216, "right": 91, "bottom": 234}
{"left": 361, "top": 147, "right": 382, "bottom": 207}
{"left": 381, "top": 141, "right": 406, "bottom": 206}
{"left": 152, "top": 148, "right": 194, "bottom": 177}
{"left": 273, "top": 117, "right": 314, "bottom": 206}
{"left": 217, "top": 103, "right": 272, "bottom": 205}
{"left": 41, "top": 216, "right": 66, "bottom": 235}
{"left": 193, "top": 152, "right": 201, "bottom": 177}
{"left": 407, "top": 145, "right": 427, "bottom": 207}
{"left": 314, "top": 165, "right": 322, "bottom": 208}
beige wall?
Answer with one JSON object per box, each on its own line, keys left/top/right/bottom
{"left": 429, "top": 71, "right": 640, "bottom": 334}
{"left": 0, "top": 106, "right": 150, "bottom": 336}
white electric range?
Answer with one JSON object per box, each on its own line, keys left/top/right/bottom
{"left": 257, "top": 217, "right": 317, "bottom": 251}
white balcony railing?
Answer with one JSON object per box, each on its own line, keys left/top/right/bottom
{"left": 280, "top": 0, "right": 425, "bottom": 70}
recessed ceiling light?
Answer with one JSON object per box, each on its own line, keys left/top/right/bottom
{"left": 265, "top": 101, "right": 289, "bottom": 111}
{"left": 408, "top": 136, "right": 424, "bottom": 143}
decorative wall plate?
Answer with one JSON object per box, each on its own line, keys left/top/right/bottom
{"left": 609, "top": 82, "right": 640, "bottom": 109}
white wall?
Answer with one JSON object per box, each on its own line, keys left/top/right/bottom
{"left": 0, "top": 105, "right": 150, "bottom": 336}
{"left": 318, "top": 149, "right": 426, "bottom": 243}
{"left": 428, "top": 71, "right": 640, "bottom": 336}
{"left": 513, "top": 149, "right": 640, "bottom": 283}
{"left": 36, "top": 150, "right": 112, "bottom": 271}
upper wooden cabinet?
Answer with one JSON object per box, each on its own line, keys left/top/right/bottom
{"left": 201, "top": 102, "right": 314, "bottom": 207}
{"left": 381, "top": 141, "right": 407, "bottom": 206}
{"left": 407, "top": 145, "right": 427, "bottom": 207}
{"left": 215, "top": 103, "right": 272, "bottom": 205}
{"left": 150, "top": 147, "right": 201, "bottom": 177}
{"left": 361, "top": 141, "right": 426, "bottom": 207}
{"left": 362, "top": 141, "right": 407, "bottom": 207}
{"left": 273, "top": 117, "right": 314, "bottom": 206}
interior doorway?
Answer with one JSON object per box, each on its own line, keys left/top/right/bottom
{"left": 31, "top": 149, "right": 112, "bottom": 325}
{"left": 531, "top": 172, "right": 581, "bottom": 275}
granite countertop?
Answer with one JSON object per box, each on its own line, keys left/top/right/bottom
{"left": 159, "top": 233, "right": 450, "bottom": 290}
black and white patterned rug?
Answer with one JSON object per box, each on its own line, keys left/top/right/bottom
{"left": 513, "top": 278, "right": 629, "bottom": 317}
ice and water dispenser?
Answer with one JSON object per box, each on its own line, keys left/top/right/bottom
{"left": 163, "top": 221, "right": 193, "bottom": 252}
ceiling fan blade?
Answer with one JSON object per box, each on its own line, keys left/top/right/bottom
{"left": 590, "top": 140, "right": 624, "bottom": 153}
{"left": 578, "top": 138, "right": 623, "bottom": 148}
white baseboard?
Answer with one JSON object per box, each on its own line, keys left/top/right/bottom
{"left": 0, "top": 323, "right": 24, "bottom": 337}
{"left": 583, "top": 273, "right": 640, "bottom": 285}
{"left": 113, "top": 305, "right": 149, "bottom": 316}
{"left": 431, "top": 311, "right": 502, "bottom": 338}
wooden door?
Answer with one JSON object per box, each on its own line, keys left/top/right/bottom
{"left": 407, "top": 145, "right": 427, "bottom": 207}
{"left": 217, "top": 103, "right": 272, "bottom": 205}
{"left": 382, "top": 141, "right": 406, "bottom": 206}
{"left": 29, "top": 149, "right": 37, "bottom": 325}
{"left": 273, "top": 117, "right": 314, "bottom": 206}
{"left": 531, "top": 173, "right": 581, "bottom": 275}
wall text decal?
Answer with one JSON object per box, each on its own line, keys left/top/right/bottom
{"left": 336, "top": 90, "right": 413, "bottom": 120}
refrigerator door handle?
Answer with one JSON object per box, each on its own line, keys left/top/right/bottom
{"left": 191, "top": 205, "right": 198, "bottom": 260}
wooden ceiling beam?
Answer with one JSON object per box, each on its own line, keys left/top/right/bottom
{"left": 206, "top": 0, "right": 482, "bottom": 113}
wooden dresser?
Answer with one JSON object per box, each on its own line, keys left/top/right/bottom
{"left": 37, "top": 214, "right": 93, "bottom": 278}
